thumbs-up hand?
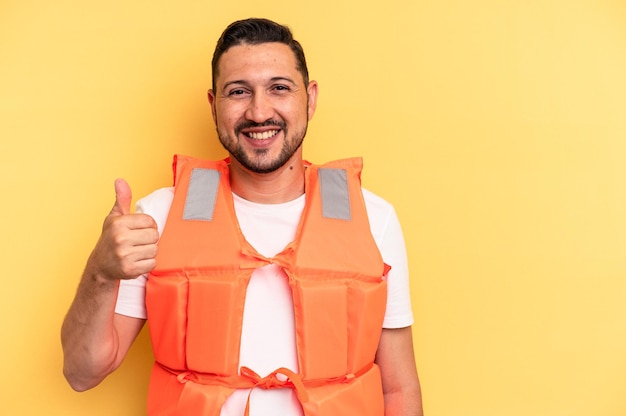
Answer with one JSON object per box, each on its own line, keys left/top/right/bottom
{"left": 88, "top": 179, "right": 159, "bottom": 282}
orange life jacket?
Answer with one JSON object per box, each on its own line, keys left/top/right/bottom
{"left": 145, "top": 155, "right": 390, "bottom": 415}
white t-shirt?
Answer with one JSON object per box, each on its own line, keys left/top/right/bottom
{"left": 115, "top": 186, "right": 413, "bottom": 416}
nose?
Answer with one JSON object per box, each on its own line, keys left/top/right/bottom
{"left": 245, "top": 91, "right": 274, "bottom": 123}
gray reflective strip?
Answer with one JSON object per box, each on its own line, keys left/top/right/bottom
{"left": 183, "top": 168, "right": 220, "bottom": 221}
{"left": 319, "top": 168, "right": 351, "bottom": 220}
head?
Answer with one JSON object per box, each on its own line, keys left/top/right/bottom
{"left": 211, "top": 18, "right": 310, "bottom": 91}
{"left": 208, "top": 18, "right": 318, "bottom": 175}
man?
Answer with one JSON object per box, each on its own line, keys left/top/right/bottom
{"left": 61, "top": 18, "right": 423, "bottom": 415}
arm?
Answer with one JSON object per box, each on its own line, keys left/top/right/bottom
{"left": 375, "top": 326, "right": 424, "bottom": 416}
{"left": 61, "top": 179, "right": 158, "bottom": 391}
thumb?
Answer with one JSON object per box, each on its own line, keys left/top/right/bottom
{"left": 111, "top": 178, "right": 132, "bottom": 216}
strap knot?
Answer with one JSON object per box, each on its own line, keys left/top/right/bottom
{"left": 240, "top": 367, "right": 310, "bottom": 416}
{"left": 176, "top": 371, "right": 192, "bottom": 384}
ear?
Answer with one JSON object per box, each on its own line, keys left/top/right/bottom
{"left": 306, "top": 80, "right": 319, "bottom": 121}
{"left": 207, "top": 89, "right": 217, "bottom": 122}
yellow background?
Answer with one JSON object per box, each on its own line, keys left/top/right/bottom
{"left": 1, "top": 0, "right": 625, "bottom": 415}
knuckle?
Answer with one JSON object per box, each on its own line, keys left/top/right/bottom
{"left": 120, "top": 261, "right": 137, "bottom": 278}
{"left": 138, "top": 213, "right": 155, "bottom": 227}
{"left": 112, "top": 234, "right": 128, "bottom": 249}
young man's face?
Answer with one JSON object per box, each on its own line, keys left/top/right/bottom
{"left": 208, "top": 42, "right": 318, "bottom": 174}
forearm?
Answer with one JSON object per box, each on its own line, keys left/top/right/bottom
{"left": 61, "top": 259, "right": 122, "bottom": 391}
{"left": 377, "top": 326, "right": 424, "bottom": 416}
{"left": 384, "top": 384, "right": 424, "bottom": 416}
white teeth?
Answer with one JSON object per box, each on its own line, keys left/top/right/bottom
{"left": 247, "top": 130, "right": 278, "bottom": 140}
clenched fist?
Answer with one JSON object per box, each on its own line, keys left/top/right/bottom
{"left": 89, "top": 179, "right": 159, "bottom": 281}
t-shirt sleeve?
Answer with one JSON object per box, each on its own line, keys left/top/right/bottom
{"left": 363, "top": 189, "right": 415, "bottom": 329}
{"left": 115, "top": 274, "right": 148, "bottom": 319}
{"left": 114, "top": 187, "right": 174, "bottom": 319}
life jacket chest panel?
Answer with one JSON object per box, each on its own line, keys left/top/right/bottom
{"left": 145, "top": 155, "right": 388, "bottom": 415}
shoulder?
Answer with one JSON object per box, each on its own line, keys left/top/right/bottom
{"left": 361, "top": 188, "right": 400, "bottom": 246}
{"left": 362, "top": 188, "right": 395, "bottom": 218}
{"left": 136, "top": 187, "right": 174, "bottom": 209}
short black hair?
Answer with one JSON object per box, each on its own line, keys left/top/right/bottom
{"left": 211, "top": 18, "right": 309, "bottom": 90}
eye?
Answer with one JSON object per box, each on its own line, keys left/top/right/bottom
{"left": 272, "top": 84, "right": 290, "bottom": 92}
{"left": 227, "top": 88, "right": 248, "bottom": 97}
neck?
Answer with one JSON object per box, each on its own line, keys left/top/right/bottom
{"left": 228, "top": 155, "right": 306, "bottom": 204}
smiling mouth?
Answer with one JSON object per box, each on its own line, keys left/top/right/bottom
{"left": 246, "top": 130, "right": 279, "bottom": 140}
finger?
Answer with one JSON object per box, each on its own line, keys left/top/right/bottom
{"left": 111, "top": 178, "right": 132, "bottom": 216}
{"left": 113, "top": 213, "right": 158, "bottom": 232}
{"left": 122, "top": 225, "right": 160, "bottom": 246}
{"left": 131, "top": 258, "right": 157, "bottom": 277}
{"left": 113, "top": 239, "right": 158, "bottom": 278}
{"left": 119, "top": 257, "right": 157, "bottom": 279}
